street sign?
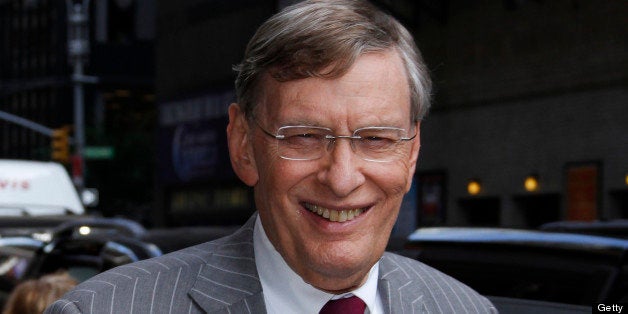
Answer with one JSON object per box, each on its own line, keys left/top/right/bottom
{"left": 84, "top": 146, "right": 115, "bottom": 159}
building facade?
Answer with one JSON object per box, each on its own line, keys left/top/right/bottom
{"left": 0, "top": 0, "right": 156, "bottom": 222}
{"left": 154, "top": 0, "right": 628, "bottom": 232}
{"left": 412, "top": 0, "right": 628, "bottom": 230}
{"left": 0, "top": 0, "right": 70, "bottom": 160}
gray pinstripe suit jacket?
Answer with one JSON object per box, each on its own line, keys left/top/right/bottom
{"left": 45, "top": 214, "right": 496, "bottom": 314}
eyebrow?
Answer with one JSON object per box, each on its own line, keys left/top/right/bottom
{"left": 272, "top": 123, "right": 412, "bottom": 134}
{"left": 270, "top": 116, "right": 409, "bottom": 130}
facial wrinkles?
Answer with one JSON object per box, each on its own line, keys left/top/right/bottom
{"left": 253, "top": 157, "right": 303, "bottom": 254}
{"left": 330, "top": 64, "right": 408, "bottom": 129}
{"left": 246, "top": 52, "right": 418, "bottom": 294}
{"left": 332, "top": 69, "right": 382, "bottom": 94}
{"left": 278, "top": 93, "right": 404, "bottom": 134}
{"left": 315, "top": 158, "right": 410, "bottom": 228}
{"left": 331, "top": 54, "right": 395, "bottom": 94}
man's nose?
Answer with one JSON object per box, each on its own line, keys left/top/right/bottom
{"left": 316, "top": 139, "right": 365, "bottom": 197}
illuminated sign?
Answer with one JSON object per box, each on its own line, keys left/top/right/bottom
{"left": 157, "top": 90, "right": 236, "bottom": 184}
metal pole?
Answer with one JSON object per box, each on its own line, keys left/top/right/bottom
{"left": 73, "top": 59, "right": 86, "bottom": 188}
{"left": 0, "top": 110, "right": 55, "bottom": 137}
{"left": 67, "top": 0, "right": 90, "bottom": 189}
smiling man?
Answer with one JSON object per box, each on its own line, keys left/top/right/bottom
{"left": 46, "top": 1, "right": 495, "bottom": 313}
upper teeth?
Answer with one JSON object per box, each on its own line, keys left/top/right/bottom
{"left": 305, "top": 204, "right": 364, "bottom": 222}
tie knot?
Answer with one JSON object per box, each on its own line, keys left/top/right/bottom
{"left": 319, "top": 295, "right": 366, "bottom": 314}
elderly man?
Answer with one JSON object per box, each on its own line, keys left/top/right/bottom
{"left": 46, "top": 0, "right": 495, "bottom": 313}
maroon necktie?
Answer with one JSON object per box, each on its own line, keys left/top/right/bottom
{"left": 319, "top": 296, "right": 366, "bottom": 314}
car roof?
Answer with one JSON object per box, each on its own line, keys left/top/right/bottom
{"left": 0, "top": 159, "right": 84, "bottom": 215}
{"left": 407, "top": 227, "right": 628, "bottom": 252}
{"left": 540, "top": 220, "right": 628, "bottom": 239}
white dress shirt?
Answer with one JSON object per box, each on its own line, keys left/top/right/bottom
{"left": 253, "top": 216, "right": 384, "bottom": 314}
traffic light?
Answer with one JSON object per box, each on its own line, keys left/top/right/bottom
{"left": 51, "top": 127, "right": 70, "bottom": 163}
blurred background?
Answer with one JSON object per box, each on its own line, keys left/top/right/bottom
{"left": 1, "top": 0, "right": 627, "bottom": 236}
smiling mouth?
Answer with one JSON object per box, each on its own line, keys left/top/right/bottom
{"left": 304, "top": 203, "right": 366, "bottom": 222}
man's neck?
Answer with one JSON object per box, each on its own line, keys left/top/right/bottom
{"left": 252, "top": 215, "right": 383, "bottom": 313}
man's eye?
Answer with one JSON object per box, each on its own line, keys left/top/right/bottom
{"left": 296, "top": 133, "right": 318, "bottom": 138}
{"left": 364, "top": 136, "right": 387, "bottom": 141}
{"left": 284, "top": 133, "right": 324, "bottom": 146}
{"left": 360, "top": 136, "right": 396, "bottom": 150}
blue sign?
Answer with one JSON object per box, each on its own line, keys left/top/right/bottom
{"left": 158, "top": 90, "right": 235, "bottom": 184}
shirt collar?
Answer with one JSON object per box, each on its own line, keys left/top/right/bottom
{"left": 253, "top": 215, "right": 381, "bottom": 313}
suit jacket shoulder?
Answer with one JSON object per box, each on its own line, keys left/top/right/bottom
{"left": 46, "top": 215, "right": 495, "bottom": 314}
{"left": 378, "top": 252, "right": 497, "bottom": 313}
{"left": 45, "top": 216, "right": 265, "bottom": 314}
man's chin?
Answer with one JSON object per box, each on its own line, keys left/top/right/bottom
{"left": 300, "top": 254, "right": 376, "bottom": 293}
{"left": 305, "top": 272, "right": 368, "bottom": 294}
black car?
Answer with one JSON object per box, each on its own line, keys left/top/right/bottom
{"left": 0, "top": 216, "right": 236, "bottom": 309}
{"left": 541, "top": 219, "right": 628, "bottom": 239}
{"left": 405, "top": 227, "right": 628, "bottom": 313}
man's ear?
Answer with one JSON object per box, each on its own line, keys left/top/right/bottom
{"left": 227, "top": 103, "right": 259, "bottom": 187}
{"left": 405, "top": 121, "right": 421, "bottom": 192}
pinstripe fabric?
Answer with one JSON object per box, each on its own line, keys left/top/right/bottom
{"left": 45, "top": 214, "right": 496, "bottom": 314}
{"left": 45, "top": 215, "right": 263, "bottom": 314}
{"left": 378, "top": 253, "right": 497, "bottom": 313}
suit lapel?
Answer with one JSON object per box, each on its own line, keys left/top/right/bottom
{"left": 378, "top": 253, "right": 427, "bottom": 314}
{"left": 188, "top": 215, "right": 267, "bottom": 313}
{"left": 186, "top": 218, "right": 434, "bottom": 314}
{"left": 377, "top": 276, "right": 393, "bottom": 314}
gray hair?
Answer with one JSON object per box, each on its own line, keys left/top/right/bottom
{"left": 234, "top": 0, "right": 431, "bottom": 122}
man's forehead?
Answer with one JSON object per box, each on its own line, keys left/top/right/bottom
{"left": 258, "top": 51, "right": 409, "bottom": 110}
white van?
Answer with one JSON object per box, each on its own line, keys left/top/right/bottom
{"left": 0, "top": 160, "right": 85, "bottom": 216}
